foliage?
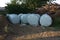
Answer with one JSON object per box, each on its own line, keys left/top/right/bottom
{"left": 26, "top": 0, "right": 49, "bottom": 7}
{"left": 5, "top": 0, "right": 49, "bottom": 14}
{"left": 52, "top": 16, "right": 60, "bottom": 30}
{"left": 5, "top": 3, "right": 35, "bottom": 13}
{"left": 5, "top": 4, "right": 21, "bottom": 14}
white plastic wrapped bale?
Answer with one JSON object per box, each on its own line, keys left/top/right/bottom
{"left": 28, "top": 14, "right": 40, "bottom": 17}
{"left": 27, "top": 14, "right": 40, "bottom": 26}
{"left": 40, "top": 14, "right": 52, "bottom": 27}
{"left": 35, "top": 14, "right": 40, "bottom": 25}
{"left": 6, "top": 14, "right": 16, "bottom": 22}
{"left": 18, "top": 14, "right": 23, "bottom": 17}
{"left": 8, "top": 14, "right": 20, "bottom": 24}
{"left": 20, "top": 14, "right": 28, "bottom": 24}
{"left": 18, "top": 14, "right": 23, "bottom": 23}
{"left": 34, "top": 14, "right": 40, "bottom": 18}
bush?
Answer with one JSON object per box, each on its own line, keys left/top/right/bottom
{"left": 5, "top": 4, "right": 21, "bottom": 14}
{"left": 5, "top": 3, "right": 35, "bottom": 14}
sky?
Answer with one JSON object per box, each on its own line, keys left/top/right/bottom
{"left": 0, "top": 0, "right": 60, "bottom": 7}
{"left": 0, "top": 0, "right": 10, "bottom": 7}
{"left": 52, "top": 0, "right": 60, "bottom": 4}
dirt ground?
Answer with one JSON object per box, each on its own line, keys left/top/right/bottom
{"left": 0, "top": 24, "right": 60, "bottom": 40}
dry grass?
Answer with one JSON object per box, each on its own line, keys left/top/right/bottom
{"left": 4, "top": 25, "right": 60, "bottom": 40}
{"left": 15, "top": 31, "right": 60, "bottom": 39}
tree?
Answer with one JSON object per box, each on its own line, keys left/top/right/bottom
{"left": 10, "top": 0, "right": 49, "bottom": 7}
{"left": 25, "top": 0, "right": 49, "bottom": 7}
{"left": 5, "top": 0, "right": 49, "bottom": 14}
{"left": 5, "top": 4, "right": 21, "bottom": 14}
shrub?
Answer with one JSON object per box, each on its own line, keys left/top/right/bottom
{"left": 5, "top": 3, "right": 35, "bottom": 14}
{"left": 5, "top": 4, "right": 21, "bottom": 14}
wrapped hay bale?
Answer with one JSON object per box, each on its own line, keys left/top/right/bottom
{"left": 27, "top": 14, "right": 40, "bottom": 26}
{"left": 40, "top": 14, "right": 52, "bottom": 27}
{"left": 18, "top": 14, "right": 23, "bottom": 23}
{"left": 8, "top": 14, "right": 20, "bottom": 24}
{"left": 20, "top": 14, "right": 28, "bottom": 24}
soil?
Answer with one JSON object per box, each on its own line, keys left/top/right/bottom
{"left": 1, "top": 24, "right": 60, "bottom": 40}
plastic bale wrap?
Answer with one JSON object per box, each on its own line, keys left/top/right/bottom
{"left": 8, "top": 14, "right": 20, "bottom": 24}
{"left": 40, "top": 14, "right": 52, "bottom": 27}
{"left": 27, "top": 14, "right": 40, "bottom": 26}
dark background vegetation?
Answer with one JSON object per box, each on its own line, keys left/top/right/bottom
{"left": 5, "top": 0, "right": 49, "bottom": 14}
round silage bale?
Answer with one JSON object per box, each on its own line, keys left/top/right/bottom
{"left": 8, "top": 14, "right": 20, "bottom": 24}
{"left": 20, "top": 14, "right": 28, "bottom": 24}
{"left": 27, "top": 14, "right": 40, "bottom": 26}
{"left": 40, "top": 14, "right": 52, "bottom": 27}
{"left": 18, "top": 14, "right": 23, "bottom": 23}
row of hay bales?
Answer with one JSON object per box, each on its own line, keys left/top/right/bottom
{"left": 0, "top": 13, "right": 53, "bottom": 34}
{"left": 5, "top": 13, "right": 52, "bottom": 27}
